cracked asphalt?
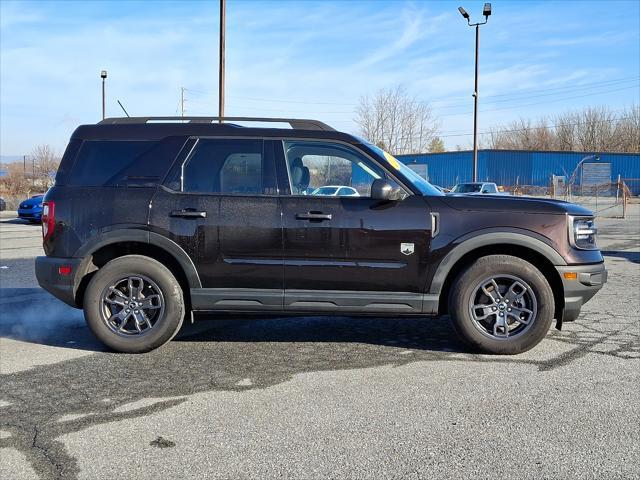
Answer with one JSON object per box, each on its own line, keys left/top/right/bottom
{"left": 1, "top": 207, "right": 639, "bottom": 480}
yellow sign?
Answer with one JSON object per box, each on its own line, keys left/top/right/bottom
{"left": 383, "top": 150, "right": 401, "bottom": 170}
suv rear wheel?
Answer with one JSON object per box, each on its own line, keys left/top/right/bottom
{"left": 448, "top": 254, "right": 554, "bottom": 355}
{"left": 83, "top": 255, "right": 185, "bottom": 353}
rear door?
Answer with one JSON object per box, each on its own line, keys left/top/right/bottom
{"left": 150, "top": 137, "right": 284, "bottom": 311}
{"left": 274, "top": 140, "right": 433, "bottom": 314}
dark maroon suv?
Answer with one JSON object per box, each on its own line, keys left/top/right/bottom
{"left": 36, "top": 117, "right": 606, "bottom": 354}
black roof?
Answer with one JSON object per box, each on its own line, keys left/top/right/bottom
{"left": 71, "top": 116, "right": 359, "bottom": 143}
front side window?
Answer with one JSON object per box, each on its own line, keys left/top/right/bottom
{"left": 283, "top": 141, "right": 392, "bottom": 197}
{"left": 180, "top": 139, "right": 265, "bottom": 194}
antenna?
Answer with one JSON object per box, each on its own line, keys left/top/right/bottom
{"left": 117, "top": 100, "right": 131, "bottom": 117}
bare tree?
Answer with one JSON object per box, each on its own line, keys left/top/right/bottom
{"left": 0, "top": 144, "right": 60, "bottom": 197}
{"left": 30, "top": 144, "right": 60, "bottom": 182}
{"left": 489, "top": 105, "right": 639, "bottom": 153}
{"left": 355, "top": 86, "right": 439, "bottom": 155}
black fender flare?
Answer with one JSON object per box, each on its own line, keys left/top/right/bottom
{"left": 73, "top": 228, "right": 202, "bottom": 289}
{"left": 428, "top": 230, "right": 566, "bottom": 296}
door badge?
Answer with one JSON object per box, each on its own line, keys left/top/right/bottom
{"left": 400, "top": 243, "right": 415, "bottom": 256}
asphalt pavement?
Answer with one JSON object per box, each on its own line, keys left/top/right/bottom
{"left": 1, "top": 208, "right": 638, "bottom": 480}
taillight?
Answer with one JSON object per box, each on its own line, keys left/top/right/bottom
{"left": 42, "top": 201, "right": 55, "bottom": 241}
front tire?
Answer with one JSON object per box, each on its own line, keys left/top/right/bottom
{"left": 448, "top": 254, "right": 554, "bottom": 355}
{"left": 83, "top": 255, "right": 185, "bottom": 353}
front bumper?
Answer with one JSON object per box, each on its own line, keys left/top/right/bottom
{"left": 18, "top": 209, "right": 42, "bottom": 220}
{"left": 35, "top": 256, "right": 83, "bottom": 307}
{"left": 555, "top": 262, "right": 607, "bottom": 322}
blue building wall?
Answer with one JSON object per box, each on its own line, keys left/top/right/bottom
{"left": 396, "top": 150, "right": 640, "bottom": 194}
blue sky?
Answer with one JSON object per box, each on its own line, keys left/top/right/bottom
{"left": 1, "top": 0, "right": 638, "bottom": 157}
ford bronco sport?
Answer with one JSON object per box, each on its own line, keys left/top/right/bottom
{"left": 36, "top": 117, "right": 607, "bottom": 354}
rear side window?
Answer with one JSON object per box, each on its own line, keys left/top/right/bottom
{"left": 179, "top": 139, "right": 273, "bottom": 195}
{"left": 68, "top": 141, "right": 157, "bottom": 186}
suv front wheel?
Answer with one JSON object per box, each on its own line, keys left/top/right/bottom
{"left": 83, "top": 255, "right": 185, "bottom": 353}
{"left": 448, "top": 254, "right": 554, "bottom": 355}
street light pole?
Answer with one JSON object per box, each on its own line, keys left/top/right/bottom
{"left": 101, "top": 70, "right": 108, "bottom": 120}
{"left": 218, "top": 0, "right": 226, "bottom": 123}
{"left": 458, "top": 4, "right": 491, "bottom": 182}
{"left": 473, "top": 23, "right": 479, "bottom": 183}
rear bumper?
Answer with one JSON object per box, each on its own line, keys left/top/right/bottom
{"left": 35, "top": 256, "right": 83, "bottom": 308}
{"left": 555, "top": 262, "right": 607, "bottom": 322}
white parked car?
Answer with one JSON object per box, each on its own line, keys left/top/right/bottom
{"left": 310, "top": 186, "right": 360, "bottom": 197}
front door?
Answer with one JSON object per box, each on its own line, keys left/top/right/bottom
{"left": 274, "top": 140, "right": 433, "bottom": 314}
{"left": 150, "top": 137, "right": 283, "bottom": 311}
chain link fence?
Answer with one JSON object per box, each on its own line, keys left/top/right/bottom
{"left": 505, "top": 178, "right": 638, "bottom": 219}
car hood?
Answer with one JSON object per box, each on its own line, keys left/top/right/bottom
{"left": 20, "top": 196, "right": 44, "bottom": 207}
{"left": 441, "top": 194, "right": 593, "bottom": 216}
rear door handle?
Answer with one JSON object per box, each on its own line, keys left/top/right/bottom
{"left": 296, "top": 212, "right": 332, "bottom": 221}
{"left": 170, "top": 209, "right": 207, "bottom": 219}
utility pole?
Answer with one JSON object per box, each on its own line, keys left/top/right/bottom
{"left": 101, "top": 70, "right": 108, "bottom": 120}
{"left": 181, "top": 87, "right": 186, "bottom": 117}
{"left": 218, "top": 0, "right": 226, "bottom": 122}
{"left": 458, "top": 4, "right": 491, "bottom": 182}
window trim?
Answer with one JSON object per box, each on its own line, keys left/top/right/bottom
{"left": 277, "top": 138, "right": 412, "bottom": 199}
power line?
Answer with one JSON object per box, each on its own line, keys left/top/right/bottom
{"left": 437, "top": 107, "right": 633, "bottom": 136}
{"left": 223, "top": 75, "right": 639, "bottom": 108}
{"left": 438, "top": 114, "right": 637, "bottom": 138}
{"left": 187, "top": 82, "right": 637, "bottom": 118}
{"left": 183, "top": 76, "right": 638, "bottom": 118}
{"left": 437, "top": 84, "right": 639, "bottom": 117}
{"left": 430, "top": 78, "right": 640, "bottom": 110}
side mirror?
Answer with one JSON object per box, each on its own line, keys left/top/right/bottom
{"left": 371, "top": 179, "right": 405, "bottom": 201}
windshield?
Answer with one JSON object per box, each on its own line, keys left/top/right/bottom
{"left": 363, "top": 143, "right": 444, "bottom": 196}
{"left": 452, "top": 183, "right": 482, "bottom": 193}
{"left": 312, "top": 187, "right": 339, "bottom": 195}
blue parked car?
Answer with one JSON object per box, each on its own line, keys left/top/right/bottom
{"left": 18, "top": 194, "right": 44, "bottom": 222}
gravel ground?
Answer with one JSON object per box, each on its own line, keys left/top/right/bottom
{"left": 1, "top": 208, "right": 638, "bottom": 480}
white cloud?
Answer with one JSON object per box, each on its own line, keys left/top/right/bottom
{"left": 0, "top": 0, "right": 638, "bottom": 153}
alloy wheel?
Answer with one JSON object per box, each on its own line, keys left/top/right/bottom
{"left": 99, "top": 275, "right": 165, "bottom": 336}
{"left": 468, "top": 274, "right": 538, "bottom": 340}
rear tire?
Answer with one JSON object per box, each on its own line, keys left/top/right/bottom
{"left": 448, "top": 254, "right": 554, "bottom": 355}
{"left": 83, "top": 255, "right": 185, "bottom": 353}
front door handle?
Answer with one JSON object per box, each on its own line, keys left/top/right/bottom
{"left": 296, "top": 212, "right": 332, "bottom": 221}
{"left": 170, "top": 209, "right": 207, "bottom": 219}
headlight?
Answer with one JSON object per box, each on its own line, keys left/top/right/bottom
{"left": 568, "top": 215, "right": 598, "bottom": 250}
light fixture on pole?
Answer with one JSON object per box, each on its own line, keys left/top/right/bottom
{"left": 218, "top": 0, "right": 226, "bottom": 123}
{"left": 100, "top": 70, "right": 108, "bottom": 120}
{"left": 458, "top": 3, "right": 491, "bottom": 182}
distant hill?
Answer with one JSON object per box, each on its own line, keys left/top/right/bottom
{"left": 1, "top": 155, "right": 23, "bottom": 164}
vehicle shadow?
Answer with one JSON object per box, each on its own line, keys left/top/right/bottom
{"left": 0, "top": 286, "right": 468, "bottom": 354}
{"left": 602, "top": 250, "right": 640, "bottom": 264}
{"left": 0, "top": 217, "right": 40, "bottom": 225}
{"left": 179, "top": 314, "right": 467, "bottom": 353}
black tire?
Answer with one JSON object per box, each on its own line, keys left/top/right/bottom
{"left": 448, "top": 254, "right": 554, "bottom": 355}
{"left": 83, "top": 255, "right": 185, "bottom": 353}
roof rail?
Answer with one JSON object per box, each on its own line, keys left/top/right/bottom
{"left": 97, "top": 116, "right": 335, "bottom": 131}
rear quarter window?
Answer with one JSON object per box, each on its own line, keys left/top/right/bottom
{"left": 67, "top": 138, "right": 186, "bottom": 187}
{"left": 68, "top": 141, "right": 156, "bottom": 186}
